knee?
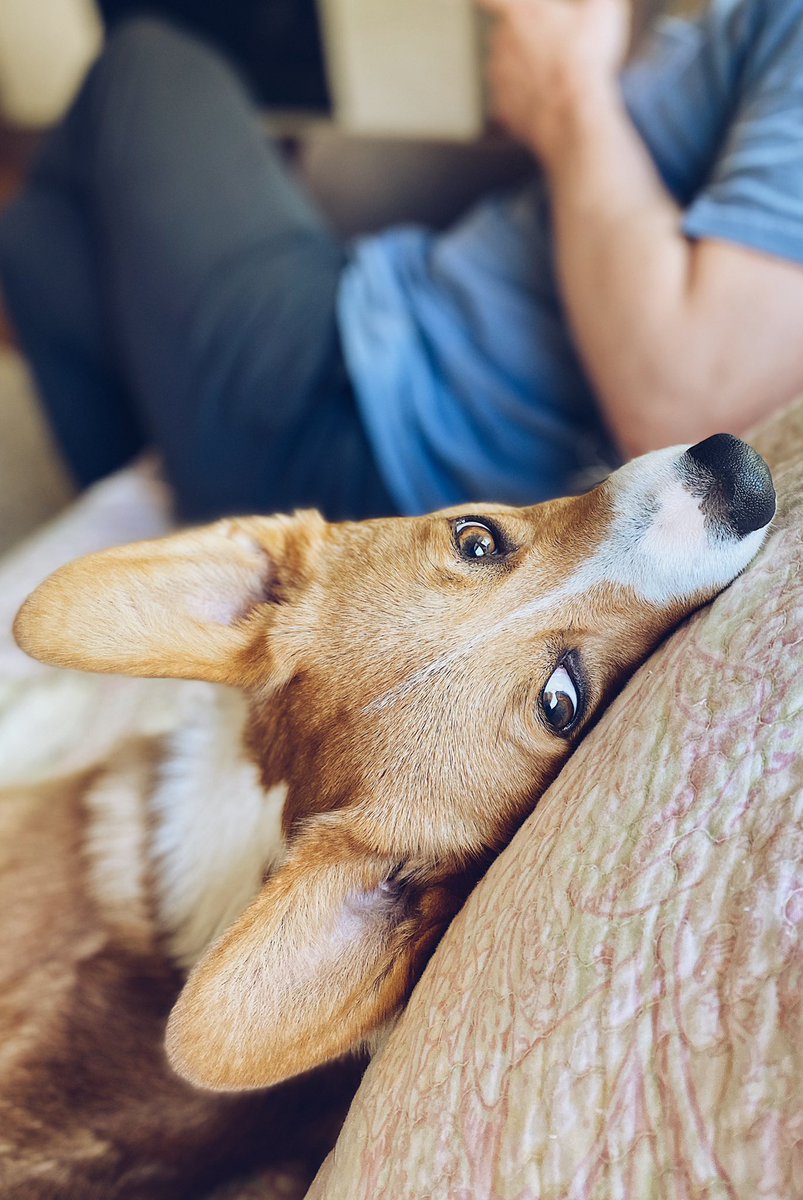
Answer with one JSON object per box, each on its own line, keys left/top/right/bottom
{"left": 104, "top": 14, "right": 194, "bottom": 63}
{"left": 97, "top": 14, "right": 229, "bottom": 89}
{"left": 81, "top": 14, "right": 246, "bottom": 184}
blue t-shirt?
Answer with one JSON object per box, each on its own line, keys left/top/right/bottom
{"left": 337, "top": 0, "right": 803, "bottom": 515}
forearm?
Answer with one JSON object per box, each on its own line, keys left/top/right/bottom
{"left": 540, "top": 82, "right": 728, "bottom": 456}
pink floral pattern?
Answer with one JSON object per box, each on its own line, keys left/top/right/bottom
{"left": 308, "top": 400, "right": 803, "bottom": 1200}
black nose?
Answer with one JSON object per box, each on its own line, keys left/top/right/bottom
{"left": 681, "top": 433, "right": 776, "bottom": 537}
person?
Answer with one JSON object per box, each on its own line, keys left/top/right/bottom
{"left": 1, "top": 0, "right": 802, "bottom": 524}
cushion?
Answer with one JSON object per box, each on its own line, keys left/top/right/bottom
{"left": 308, "top": 397, "right": 803, "bottom": 1198}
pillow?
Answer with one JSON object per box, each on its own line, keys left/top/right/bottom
{"left": 307, "top": 397, "right": 803, "bottom": 1199}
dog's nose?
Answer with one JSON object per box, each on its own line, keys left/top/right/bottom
{"left": 681, "top": 433, "right": 776, "bottom": 538}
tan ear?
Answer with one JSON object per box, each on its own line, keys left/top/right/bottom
{"left": 165, "top": 821, "right": 464, "bottom": 1091}
{"left": 13, "top": 512, "right": 325, "bottom": 685}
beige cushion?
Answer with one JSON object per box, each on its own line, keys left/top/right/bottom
{"left": 308, "top": 398, "right": 803, "bottom": 1198}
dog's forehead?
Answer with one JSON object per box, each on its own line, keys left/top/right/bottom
{"left": 326, "top": 487, "right": 611, "bottom": 587}
{"left": 283, "top": 485, "right": 649, "bottom": 686}
{"left": 275, "top": 487, "right": 631, "bottom": 713}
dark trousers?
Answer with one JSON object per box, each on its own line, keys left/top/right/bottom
{"left": 0, "top": 17, "right": 396, "bottom": 522}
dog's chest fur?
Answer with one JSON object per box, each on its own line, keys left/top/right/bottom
{"left": 146, "top": 684, "right": 287, "bottom": 968}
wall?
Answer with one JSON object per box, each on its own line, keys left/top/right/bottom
{"left": 0, "top": 0, "right": 101, "bottom": 126}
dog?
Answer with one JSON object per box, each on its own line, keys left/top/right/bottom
{"left": 0, "top": 434, "right": 775, "bottom": 1198}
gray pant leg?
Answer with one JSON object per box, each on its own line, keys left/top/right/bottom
{"left": 82, "top": 18, "right": 351, "bottom": 517}
{"left": 3, "top": 17, "right": 390, "bottom": 519}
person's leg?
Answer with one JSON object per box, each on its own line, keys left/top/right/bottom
{"left": 71, "top": 17, "right": 383, "bottom": 519}
{"left": 3, "top": 16, "right": 394, "bottom": 520}
{"left": 0, "top": 188, "right": 146, "bottom": 486}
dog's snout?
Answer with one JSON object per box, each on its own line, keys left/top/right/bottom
{"left": 681, "top": 433, "right": 776, "bottom": 538}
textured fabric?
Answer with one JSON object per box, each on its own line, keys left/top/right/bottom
{"left": 307, "top": 395, "right": 803, "bottom": 1199}
{"left": 340, "top": 0, "right": 803, "bottom": 516}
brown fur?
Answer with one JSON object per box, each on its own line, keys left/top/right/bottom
{"left": 0, "top": 755, "right": 361, "bottom": 1199}
{"left": 4, "top": 471, "right": 744, "bottom": 1195}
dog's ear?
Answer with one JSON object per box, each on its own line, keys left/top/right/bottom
{"left": 165, "top": 820, "right": 464, "bottom": 1091}
{"left": 13, "top": 512, "right": 326, "bottom": 685}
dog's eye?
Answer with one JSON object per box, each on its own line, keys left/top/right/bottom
{"left": 454, "top": 520, "right": 499, "bottom": 560}
{"left": 541, "top": 663, "right": 580, "bottom": 734}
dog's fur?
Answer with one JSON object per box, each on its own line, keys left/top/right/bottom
{"left": 0, "top": 443, "right": 772, "bottom": 1197}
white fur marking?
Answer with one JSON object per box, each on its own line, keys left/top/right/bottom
{"left": 149, "top": 684, "right": 287, "bottom": 969}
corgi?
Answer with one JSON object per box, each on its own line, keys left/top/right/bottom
{"left": 1, "top": 434, "right": 775, "bottom": 1198}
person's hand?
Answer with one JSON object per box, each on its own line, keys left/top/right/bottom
{"left": 478, "top": 0, "right": 631, "bottom": 163}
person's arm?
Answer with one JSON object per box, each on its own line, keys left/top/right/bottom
{"left": 479, "top": 0, "right": 803, "bottom": 457}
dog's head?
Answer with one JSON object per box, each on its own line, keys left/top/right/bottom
{"left": 15, "top": 434, "right": 775, "bottom": 1090}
